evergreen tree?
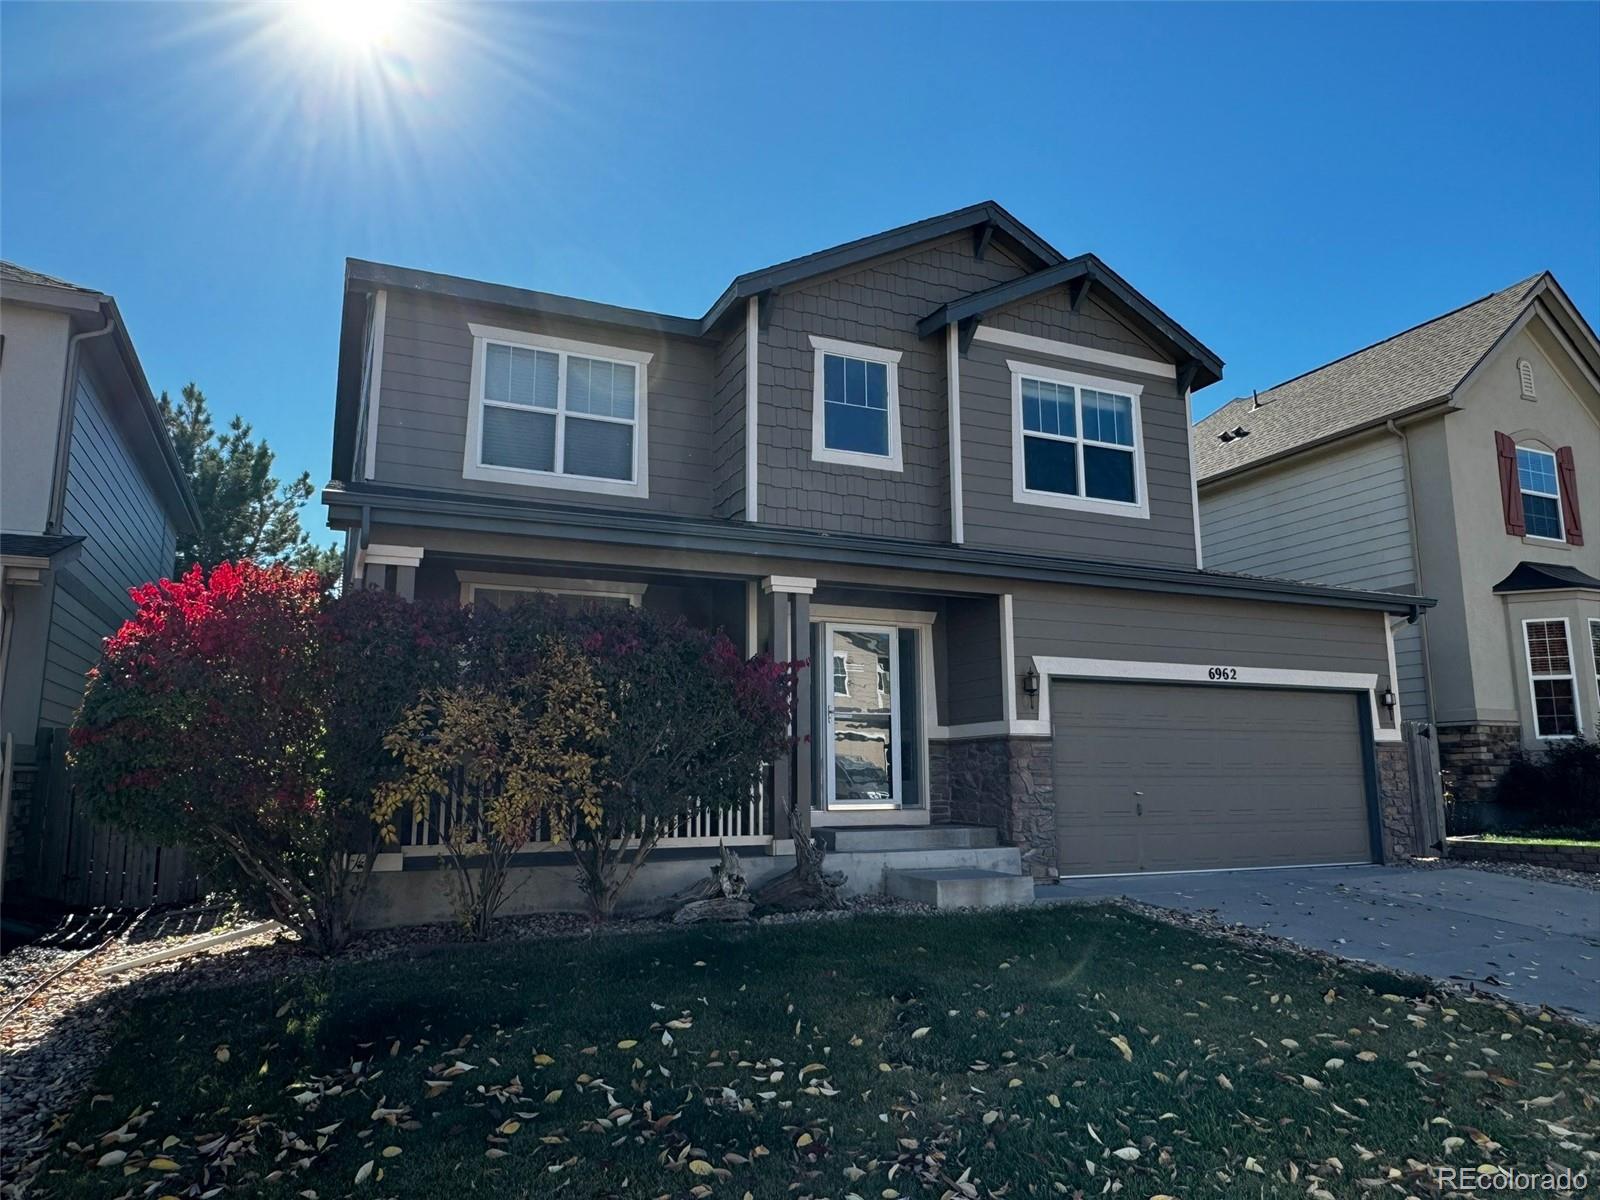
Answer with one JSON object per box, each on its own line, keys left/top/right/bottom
{"left": 159, "top": 383, "right": 341, "bottom": 580}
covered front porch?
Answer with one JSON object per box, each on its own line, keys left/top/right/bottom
{"left": 351, "top": 535, "right": 1022, "bottom": 865}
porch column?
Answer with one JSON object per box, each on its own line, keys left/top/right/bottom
{"left": 355, "top": 545, "right": 424, "bottom": 600}
{"left": 763, "top": 575, "right": 816, "bottom": 845}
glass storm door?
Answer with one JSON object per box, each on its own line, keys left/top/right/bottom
{"left": 824, "top": 625, "right": 901, "bottom": 808}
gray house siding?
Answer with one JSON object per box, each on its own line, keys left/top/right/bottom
{"left": 985, "top": 289, "right": 1166, "bottom": 361}
{"left": 960, "top": 304, "right": 1196, "bottom": 568}
{"left": 757, "top": 234, "right": 1029, "bottom": 541}
{"left": 373, "top": 290, "right": 717, "bottom": 517}
{"left": 711, "top": 324, "right": 747, "bottom": 520}
{"left": 40, "top": 367, "right": 177, "bottom": 728}
{"left": 1010, "top": 584, "right": 1397, "bottom": 733}
{"left": 1199, "top": 432, "right": 1428, "bottom": 719}
{"left": 944, "top": 595, "right": 1004, "bottom": 725}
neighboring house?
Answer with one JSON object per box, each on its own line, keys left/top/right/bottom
{"left": 1196, "top": 273, "right": 1599, "bottom": 807}
{"left": 0, "top": 263, "right": 201, "bottom": 902}
{"left": 323, "top": 202, "right": 1431, "bottom": 919}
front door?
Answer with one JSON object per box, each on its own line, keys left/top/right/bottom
{"left": 823, "top": 624, "right": 901, "bottom": 809}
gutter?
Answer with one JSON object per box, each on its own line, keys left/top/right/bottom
{"left": 323, "top": 481, "right": 1434, "bottom": 618}
{"left": 45, "top": 307, "right": 118, "bottom": 532}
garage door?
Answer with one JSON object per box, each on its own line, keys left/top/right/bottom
{"left": 1051, "top": 681, "right": 1373, "bottom": 875}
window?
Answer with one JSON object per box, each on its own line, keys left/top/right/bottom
{"left": 458, "top": 572, "right": 645, "bottom": 611}
{"left": 809, "top": 336, "right": 903, "bottom": 471}
{"left": 1591, "top": 619, "right": 1600, "bottom": 711}
{"left": 1009, "top": 361, "right": 1148, "bottom": 518}
{"left": 1524, "top": 618, "right": 1580, "bottom": 739}
{"left": 1516, "top": 446, "right": 1564, "bottom": 540}
{"left": 464, "top": 325, "right": 651, "bottom": 497}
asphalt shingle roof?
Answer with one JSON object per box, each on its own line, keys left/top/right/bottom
{"left": 1194, "top": 273, "right": 1547, "bottom": 482}
{"left": 0, "top": 261, "right": 100, "bottom": 295}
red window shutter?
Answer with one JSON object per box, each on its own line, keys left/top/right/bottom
{"left": 1556, "top": 445, "right": 1584, "bottom": 546}
{"left": 1495, "top": 431, "right": 1525, "bottom": 536}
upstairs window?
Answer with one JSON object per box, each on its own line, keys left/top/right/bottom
{"left": 464, "top": 325, "right": 651, "bottom": 498}
{"left": 1009, "top": 361, "right": 1148, "bottom": 518}
{"left": 1524, "top": 618, "right": 1580, "bottom": 739}
{"left": 1516, "top": 446, "right": 1564, "bottom": 540}
{"left": 809, "top": 336, "right": 903, "bottom": 471}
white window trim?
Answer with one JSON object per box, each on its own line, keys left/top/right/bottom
{"left": 832, "top": 650, "right": 849, "bottom": 696}
{"left": 808, "top": 335, "right": 904, "bottom": 472}
{"left": 1522, "top": 616, "right": 1581, "bottom": 740}
{"left": 1591, "top": 618, "right": 1600, "bottom": 713}
{"left": 1515, "top": 443, "right": 1565, "bottom": 544}
{"left": 1007, "top": 360, "right": 1150, "bottom": 520}
{"left": 456, "top": 570, "right": 646, "bottom": 608}
{"left": 462, "top": 323, "right": 652, "bottom": 498}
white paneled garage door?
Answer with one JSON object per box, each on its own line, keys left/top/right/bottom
{"left": 1051, "top": 681, "right": 1374, "bottom": 875}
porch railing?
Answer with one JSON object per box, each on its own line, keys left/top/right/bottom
{"left": 389, "top": 778, "right": 770, "bottom": 858}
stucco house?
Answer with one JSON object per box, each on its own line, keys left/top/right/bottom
{"left": 0, "top": 263, "right": 201, "bottom": 903}
{"left": 322, "top": 203, "right": 1433, "bottom": 921}
{"left": 1196, "top": 273, "right": 1599, "bottom": 809}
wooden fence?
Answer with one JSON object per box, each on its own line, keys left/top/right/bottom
{"left": 19, "top": 728, "right": 203, "bottom": 908}
{"left": 1402, "top": 720, "right": 1446, "bottom": 856}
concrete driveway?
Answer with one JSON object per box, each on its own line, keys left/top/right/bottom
{"left": 1037, "top": 865, "right": 1600, "bottom": 1023}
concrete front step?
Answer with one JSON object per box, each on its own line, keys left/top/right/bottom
{"left": 885, "top": 867, "right": 1037, "bottom": 909}
{"left": 818, "top": 824, "right": 999, "bottom": 853}
{"left": 827, "top": 845, "right": 1024, "bottom": 896}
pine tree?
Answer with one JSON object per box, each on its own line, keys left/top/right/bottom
{"left": 159, "top": 383, "right": 341, "bottom": 580}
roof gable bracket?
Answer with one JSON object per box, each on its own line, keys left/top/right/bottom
{"left": 1176, "top": 360, "right": 1200, "bottom": 396}
{"left": 973, "top": 221, "right": 995, "bottom": 261}
{"left": 1069, "top": 276, "right": 1093, "bottom": 314}
{"left": 757, "top": 289, "right": 779, "bottom": 331}
{"left": 958, "top": 316, "right": 982, "bottom": 353}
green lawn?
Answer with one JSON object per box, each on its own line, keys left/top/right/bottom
{"left": 40, "top": 906, "right": 1598, "bottom": 1199}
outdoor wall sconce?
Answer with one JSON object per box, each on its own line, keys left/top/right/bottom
{"left": 1380, "top": 688, "right": 1397, "bottom": 709}
{"left": 1022, "top": 667, "right": 1040, "bottom": 700}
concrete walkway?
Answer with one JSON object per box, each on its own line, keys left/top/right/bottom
{"left": 1037, "top": 865, "right": 1600, "bottom": 1023}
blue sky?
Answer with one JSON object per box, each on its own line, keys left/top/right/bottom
{"left": 4, "top": 2, "right": 1597, "bottom": 548}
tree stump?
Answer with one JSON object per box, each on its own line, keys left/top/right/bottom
{"left": 672, "top": 897, "right": 755, "bottom": 924}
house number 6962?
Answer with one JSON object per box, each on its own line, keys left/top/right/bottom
{"left": 1207, "top": 667, "right": 1239, "bottom": 681}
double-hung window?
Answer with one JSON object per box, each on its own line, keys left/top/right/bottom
{"left": 464, "top": 325, "right": 651, "bottom": 498}
{"left": 1516, "top": 446, "right": 1564, "bottom": 540}
{"left": 809, "top": 336, "right": 903, "bottom": 471}
{"left": 1009, "top": 362, "right": 1148, "bottom": 518}
{"left": 1524, "top": 618, "right": 1580, "bottom": 738}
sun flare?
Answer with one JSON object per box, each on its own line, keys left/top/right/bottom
{"left": 295, "top": 0, "right": 409, "bottom": 53}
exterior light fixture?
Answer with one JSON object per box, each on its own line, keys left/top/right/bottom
{"left": 1022, "top": 667, "right": 1040, "bottom": 699}
{"left": 1380, "top": 688, "right": 1397, "bottom": 709}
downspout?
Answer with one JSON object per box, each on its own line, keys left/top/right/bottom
{"left": 1385, "top": 417, "right": 1436, "bottom": 722}
{"left": 45, "top": 308, "right": 117, "bottom": 533}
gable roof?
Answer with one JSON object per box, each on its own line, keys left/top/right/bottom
{"left": 1195, "top": 273, "right": 1555, "bottom": 483}
{"left": 1, "top": 261, "right": 99, "bottom": 294}
{"left": 916, "top": 254, "right": 1223, "bottom": 389}
{"left": 333, "top": 203, "right": 1147, "bottom": 479}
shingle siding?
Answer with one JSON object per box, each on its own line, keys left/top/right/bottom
{"left": 756, "top": 234, "right": 1029, "bottom": 541}
{"left": 41, "top": 368, "right": 177, "bottom": 728}
{"left": 374, "top": 290, "right": 716, "bottom": 517}
{"left": 984, "top": 289, "right": 1164, "bottom": 361}
{"left": 711, "top": 323, "right": 747, "bottom": 520}
{"left": 960, "top": 323, "right": 1195, "bottom": 567}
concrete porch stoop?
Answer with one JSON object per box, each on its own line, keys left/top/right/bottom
{"left": 817, "top": 825, "right": 1036, "bottom": 909}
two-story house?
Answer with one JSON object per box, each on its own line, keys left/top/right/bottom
{"left": 323, "top": 203, "right": 1431, "bottom": 918}
{"left": 1196, "top": 273, "right": 1599, "bottom": 809}
{"left": 0, "top": 262, "right": 201, "bottom": 905}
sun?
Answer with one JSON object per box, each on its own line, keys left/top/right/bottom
{"left": 295, "top": 0, "right": 409, "bottom": 53}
